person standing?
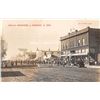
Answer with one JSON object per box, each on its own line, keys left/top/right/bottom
{"left": 77, "top": 58, "right": 85, "bottom": 68}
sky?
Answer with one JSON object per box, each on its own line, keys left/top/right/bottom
{"left": 2, "top": 19, "right": 100, "bottom": 59}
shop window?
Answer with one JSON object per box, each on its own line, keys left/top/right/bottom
{"left": 79, "top": 49, "right": 81, "bottom": 53}
{"left": 82, "top": 49, "right": 86, "bottom": 53}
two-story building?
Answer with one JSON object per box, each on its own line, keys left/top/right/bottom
{"left": 60, "top": 27, "right": 100, "bottom": 65}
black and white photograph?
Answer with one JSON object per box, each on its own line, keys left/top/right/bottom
{"left": 1, "top": 19, "right": 100, "bottom": 82}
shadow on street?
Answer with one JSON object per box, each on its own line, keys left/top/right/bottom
{"left": 1, "top": 71, "right": 25, "bottom": 77}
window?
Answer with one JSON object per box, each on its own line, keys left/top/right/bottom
{"left": 61, "top": 44, "right": 64, "bottom": 50}
{"left": 74, "top": 40, "right": 77, "bottom": 47}
{"left": 78, "top": 39, "right": 81, "bottom": 46}
{"left": 82, "top": 38, "right": 85, "bottom": 45}
{"left": 86, "top": 49, "right": 89, "bottom": 53}
{"left": 79, "top": 49, "right": 81, "bottom": 53}
{"left": 63, "top": 44, "right": 64, "bottom": 50}
{"left": 76, "top": 50, "right": 79, "bottom": 53}
{"left": 82, "top": 49, "right": 86, "bottom": 53}
{"left": 66, "top": 44, "right": 67, "bottom": 49}
{"left": 63, "top": 44, "right": 66, "bottom": 50}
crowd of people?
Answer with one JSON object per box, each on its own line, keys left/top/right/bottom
{"left": 2, "top": 57, "right": 85, "bottom": 68}
{"left": 35, "top": 58, "right": 85, "bottom": 68}
{"left": 2, "top": 60, "right": 36, "bottom": 67}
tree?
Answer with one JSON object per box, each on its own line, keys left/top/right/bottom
{"left": 18, "top": 48, "right": 36, "bottom": 60}
{"left": 1, "top": 37, "right": 7, "bottom": 59}
{"left": 26, "top": 51, "right": 36, "bottom": 59}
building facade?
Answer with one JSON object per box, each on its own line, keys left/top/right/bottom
{"left": 60, "top": 27, "right": 100, "bottom": 65}
{"left": 34, "top": 49, "right": 60, "bottom": 62}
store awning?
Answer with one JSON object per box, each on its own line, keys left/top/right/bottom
{"left": 68, "top": 53, "right": 88, "bottom": 56}
{"left": 61, "top": 55, "right": 66, "bottom": 57}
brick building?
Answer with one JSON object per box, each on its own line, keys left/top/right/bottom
{"left": 60, "top": 27, "right": 100, "bottom": 65}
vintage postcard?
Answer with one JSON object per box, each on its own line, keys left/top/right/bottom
{"left": 0, "top": 19, "right": 100, "bottom": 82}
